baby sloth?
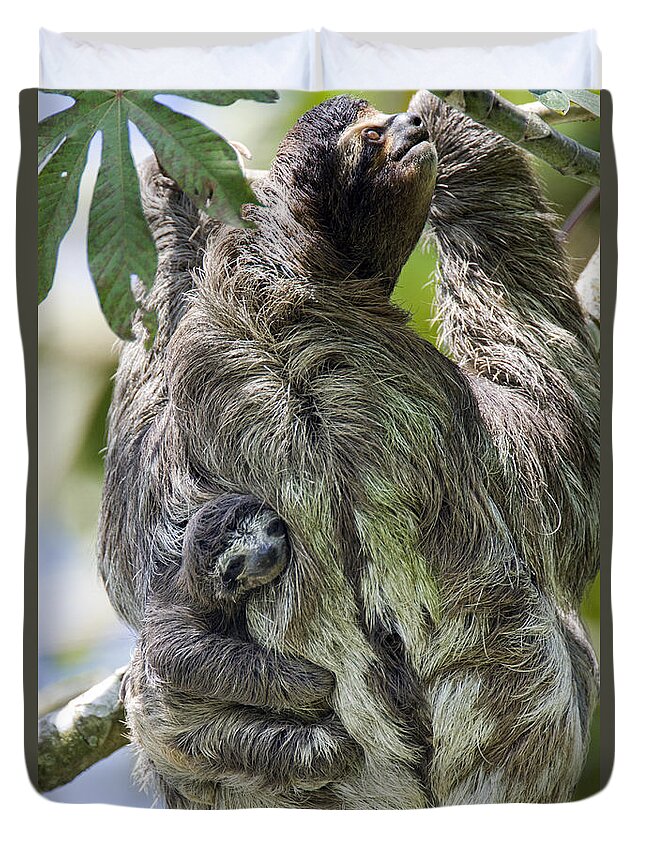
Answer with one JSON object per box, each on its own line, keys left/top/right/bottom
{"left": 123, "top": 494, "right": 362, "bottom": 808}
{"left": 181, "top": 494, "right": 290, "bottom": 604}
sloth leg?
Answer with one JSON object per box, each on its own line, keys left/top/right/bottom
{"left": 427, "top": 594, "right": 598, "bottom": 804}
{"left": 132, "top": 716, "right": 345, "bottom": 808}
{"left": 186, "top": 710, "right": 362, "bottom": 790}
{"left": 167, "top": 705, "right": 363, "bottom": 792}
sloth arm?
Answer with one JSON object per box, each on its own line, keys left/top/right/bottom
{"left": 98, "top": 159, "right": 219, "bottom": 627}
{"left": 143, "top": 604, "right": 336, "bottom": 711}
{"left": 411, "top": 90, "right": 599, "bottom": 601}
{"left": 408, "top": 93, "right": 599, "bottom": 802}
{"left": 161, "top": 703, "right": 361, "bottom": 794}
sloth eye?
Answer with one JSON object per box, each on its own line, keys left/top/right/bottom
{"left": 266, "top": 517, "right": 286, "bottom": 539}
{"left": 362, "top": 128, "right": 383, "bottom": 143}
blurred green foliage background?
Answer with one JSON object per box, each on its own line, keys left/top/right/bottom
{"left": 38, "top": 89, "right": 600, "bottom": 804}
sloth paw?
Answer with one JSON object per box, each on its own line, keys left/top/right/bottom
{"left": 290, "top": 718, "right": 365, "bottom": 787}
{"left": 268, "top": 657, "right": 337, "bottom": 712}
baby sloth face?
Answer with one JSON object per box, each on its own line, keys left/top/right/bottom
{"left": 180, "top": 496, "right": 290, "bottom": 606}
{"left": 218, "top": 509, "right": 289, "bottom": 593}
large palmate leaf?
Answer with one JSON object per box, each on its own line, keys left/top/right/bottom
{"left": 125, "top": 93, "right": 257, "bottom": 225}
{"left": 87, "top": 98, "right": 157, "bottom": 339}
{"left": 38, "top": 90, "right": 114, "bottom": 165}
{"left": 37, "top": 88, "right": 278, "bottom": 339}
{"left": 38, "top": 92, "right": 115, "bottom": 303}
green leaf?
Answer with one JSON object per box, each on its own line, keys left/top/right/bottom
{"left": 87, "top": 100, "right": 157, "bottom": 340}
{"left": 166, "top": 89, "right": 278, "bottom": 107}
{"left": 124, "top": 91, "right": 256, "bottom": 227}
{"left": 528, "top": 89, "right": 571, "bottom": 115}
{"left": 38, "top": 134, "right": 97, "bottom": 303}
{"left": 562, "top": 89, "right": 601, "bottom": 117}
{"left": 38, "top": 88, "right": 277, "bottom": 338}
{"left": 38, "top": 91, "right": 114, "bottom": 166}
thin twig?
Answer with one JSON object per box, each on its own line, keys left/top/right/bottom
{"left": 560, "top": 187, "right": 601, "bottom": 239}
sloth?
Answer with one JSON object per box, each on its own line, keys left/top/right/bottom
{"left": 124, "top": 494, "right": 361, "bottom": 808}
{"left": 99, "top": 91, "right": 599, "bottom": 807}
{"left": 178, "top": 495, "right": 291, "bottom": 601}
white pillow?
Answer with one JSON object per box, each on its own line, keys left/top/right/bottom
{"left": 39, "top": 29, "right": 316, "bottom": 90}
{"left": 321, "top": 30, "right": 601, "bottom": 90}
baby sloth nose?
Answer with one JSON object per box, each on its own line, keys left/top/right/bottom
{"left": 246, "top": 544, "right": 280, "bottom": 577}
{"left": 389, "top": 112, "right": 429, "bottom": 161}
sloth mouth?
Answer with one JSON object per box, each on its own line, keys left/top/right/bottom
{"left": 390, "top": 125, "right": 433, "bottom": 168}
{"left": 398, "top": 139, "right": 434, "bottom": 166}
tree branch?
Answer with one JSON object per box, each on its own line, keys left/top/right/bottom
{"left": 37, "top": 667, "right": 129, "bottom": 792}
{"left": 576, "top": 243, "right": 601, "bottom": 322}
{"left": 573, "top": 243, "right": 600, "bottom": 352}
{"left": 433, "top": 90, "right": 600, "bottom": 186}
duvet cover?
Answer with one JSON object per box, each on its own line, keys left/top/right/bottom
{"left": 22, "top": 85, "right": 614, "bottom": 808}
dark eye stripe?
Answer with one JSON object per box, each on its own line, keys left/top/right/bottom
{"left": 223, "top": 555, "right": 245, "bottom": 585}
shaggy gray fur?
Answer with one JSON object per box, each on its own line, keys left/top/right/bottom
{"left": 127, "top": 494, "right": 361, "bottom": 808}
{"left": 98, "top": 92, "right": 599, "bottom": 808}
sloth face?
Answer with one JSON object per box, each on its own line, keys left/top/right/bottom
{"left": 337, "top": 106, "right": 436, "bottom": 179}
{"left": 180, "top": 496, "right": 290, "bottom": 606}
{"left": 217, "top": 509, "right": 289, "bottom": 594}
{"left": 269, "top": 95, "right": 437, "bottom": 287}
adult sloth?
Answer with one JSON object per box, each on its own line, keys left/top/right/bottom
{"left": 99, "top": 92, "right": 599, "bottom": 808}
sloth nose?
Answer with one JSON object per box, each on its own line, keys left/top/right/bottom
{"left": 391, "top": 112, "right": 425, "bottom": 134}
{"left": 389, "top": 112, "right": 429, "bottom": 160}
{"left": 245, "top": 544, "right": 280, "bottom": 577}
